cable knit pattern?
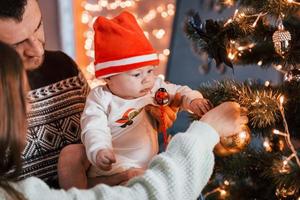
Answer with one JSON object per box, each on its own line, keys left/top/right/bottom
{"left": 12, "top": 121, "right": 219, "bottom": 200}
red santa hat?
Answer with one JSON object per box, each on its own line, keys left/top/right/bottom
{"left": 93, "top": 11, "right": 159, "bottom": 79}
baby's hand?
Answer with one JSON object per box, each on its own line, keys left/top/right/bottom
{"left": 189, "top": 98, "right": 213, "bottom": 118}
{"left": 96, "top": 149, "right": 116, "bottom": 171}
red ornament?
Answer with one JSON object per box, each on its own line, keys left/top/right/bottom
{"left": 154, "top": 88, "right": 169, "bottom": 106}
{"left": 154, "top": 88, "right": 170, "bottom": 149}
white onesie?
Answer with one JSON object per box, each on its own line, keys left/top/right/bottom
{"left": 81, "top": 77, "right": 203, "bottom": 177}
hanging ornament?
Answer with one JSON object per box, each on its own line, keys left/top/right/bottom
{"left": 272, "top": 21, "right": 291, "bottom": 57}
{"left": 154, "top": 88, "right": 170, "bottom": 149}
{"left": 155, "top": 88, "right": 170, "bottom": 105}
{"left": 214, "top": 125, "right": 251, "bottom": 156}
{"left": 284, "top": 68, "right": 300, "bottom": 82}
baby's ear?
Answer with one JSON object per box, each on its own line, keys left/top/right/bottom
{"left": 103, "top": 77, "right": 110, "bottom": 84}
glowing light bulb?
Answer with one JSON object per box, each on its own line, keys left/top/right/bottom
{"left": 257, "top": 60, "right": 263, "bottom": 66}
{"left": 228, "top": 52, "right": 235, "bottom": 60}
{"left": 100, "top": 0, "right": 108, "bottom": 7}
{"left": 157, "top": 6, "right": 164, "bottom": 12}
{"left": 167, "top": 9, "right": 175, "bottom": 16}
{"left": 224, "top": 180, "right": 230, "bottom": 186}
{"left": 275, "top": 65, "right": 282, "bottom": 70}
{"left": 239, "top": 131, "right": 247, "bottom": 139}
{"left": 264, "top": 81, "right": 270, "bottom": 87}
{"left": 153, "top": 29, "right": 165, "bottom": 39}
{"left": 167, "top": 3, "right": 175, "bottom": 9}
{"left": 219, "top": 189, "right": 227, "bottom": 197}
{"left": 263, "top": 140, "right": 272, "bottom": 152}
{"left": 81, "top": 12, "right": 90, "bottom": 24}
{"left": 161, "top": 12, "right": 168, "bottom": 18}
{"left": 163, "top": 49, "right": 170, "bottom": 56}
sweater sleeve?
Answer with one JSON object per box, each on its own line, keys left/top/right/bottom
{"left": 16, "top": 121, "right": 219, "bottom": 200}
{"left": 80, "top": 87, "right": 112, "bottom": 166}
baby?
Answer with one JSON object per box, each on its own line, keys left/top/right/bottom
{"left": 81, "top": 11, "right": 212, "bottom": 177}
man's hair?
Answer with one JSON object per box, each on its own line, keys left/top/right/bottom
{"left": 0, "top": 0, "right": 27, "bottom": 21}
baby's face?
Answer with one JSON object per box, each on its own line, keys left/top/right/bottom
{"left": 106, "top": 65, "right": 156, "bottom": 99}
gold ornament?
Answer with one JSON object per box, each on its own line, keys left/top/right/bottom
{"left": 272, "top": 23, "right": 291, "bottom": 57}
{"left": 214, "top": 125, "right": 251, "bottom": 156}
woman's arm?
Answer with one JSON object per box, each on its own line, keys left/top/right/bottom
{"left": 16, "top": 102, "right": 247, "bottom": 200}
{"left": 16, "top": 121, "right": 218, "bottom": 200}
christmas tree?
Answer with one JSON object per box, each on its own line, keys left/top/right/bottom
{"left": 184, "top": 0, "right": 300, "bottom": 199}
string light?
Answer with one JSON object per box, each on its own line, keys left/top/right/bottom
{"left": 257, "top": 60, "right": 263, "bottom": 66}
{"left": 204, "top": 180, "right": 230, "bottom": 198}
{"left": 286, "top": 0, "right": 300, "bottom": 5}
{"left": 264, "top": 81, "right": 270, "bottom": 87}
{"left": 224, "top": 18, "right": 233, "bottom": 27}
{"left": 273, "top": 129, "right": 288, "bottom": 137}
{"left": 204, "top": 187, "right": 228, "bottom": 198}
{"left": 251, "top": 12, "right": 264, "bottom": 27}
{"left": 263, "top": 138, "right": 272, "bottom": 152}
{"left": 279, "top": 158, "right": 291, "bottom": 174}
{"left": 219, "top": 189, "right": 227, "bottom": 198}
{"left": 276, "top": 95, "right": 300, "bottom": 167}
{"left": 77, "top": 0, "right": 175, "bottom": 87}
{"left": 228, "top": 52, "right": 235, "bottom": 60}
{"left": 283, "top": 153, "right": 296, "bottom": 165}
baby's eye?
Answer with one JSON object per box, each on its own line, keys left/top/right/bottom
{"left": 147, "top": 69, "right": 153, "bottom": 74}
{"left": 132, "top": 73, "right": 140, "bottom": 77}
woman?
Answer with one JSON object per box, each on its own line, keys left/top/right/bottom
{"left": 0, "top": 41, "right": 27, "bottom": 200}
{"left": 0, "top": 41, "right": 248, "bottom": 200}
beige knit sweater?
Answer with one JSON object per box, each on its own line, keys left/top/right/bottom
{"left": 10, "top": 121, "right": 219, "bottom": 200}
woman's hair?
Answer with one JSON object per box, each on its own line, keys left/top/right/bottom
{"left": 0, "top": 41, "right": 27, "bottom": 200}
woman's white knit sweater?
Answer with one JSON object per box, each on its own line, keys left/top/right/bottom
{"left": 12, "top": 121, "right": 219, "bottom": 200}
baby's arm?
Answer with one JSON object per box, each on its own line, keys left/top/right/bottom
{"left": 159, "top": 79, "right": 212, "bottom": 117}
{"left": 81, "top": 88, "right": 113, "bottom": 168}
{"left": 189, "top": 98, "right": 213, "bottom": 117}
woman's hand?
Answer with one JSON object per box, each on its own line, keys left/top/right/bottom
{"left": 200, "top": 102, "right": 248, "bottom": 137}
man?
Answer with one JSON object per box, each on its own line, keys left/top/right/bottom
{"left": 0, "top": 0, "right": 89, "bottom": 187}
{"left": 0, "top": 0, "right": 178, "bottom": 188}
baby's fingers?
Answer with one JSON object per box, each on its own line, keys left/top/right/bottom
{"left": 99, "top": 163, "right": 113, "bottom": 171}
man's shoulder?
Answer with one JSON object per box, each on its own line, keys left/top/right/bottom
{"left": 43, "top": 50, "right": 79, "bottom": 72}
